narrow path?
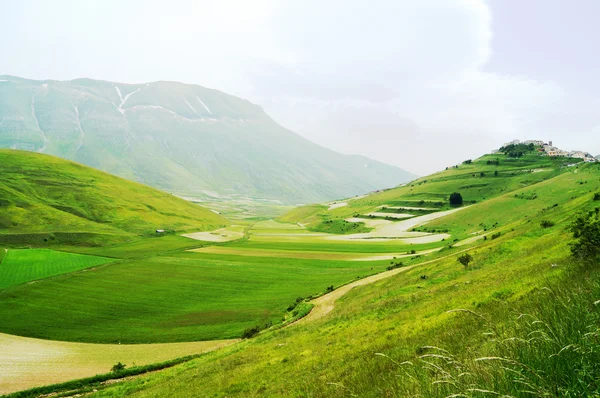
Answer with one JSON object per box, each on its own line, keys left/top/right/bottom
{"left": 293, "top": 249, "right": 471, "bottom": 325}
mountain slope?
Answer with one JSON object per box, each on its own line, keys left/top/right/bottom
{"left": 0, "top": 149, "right": 228, "bottom": 245}
{"left": 0, "top": 76, "right": 415, "bottom": 203}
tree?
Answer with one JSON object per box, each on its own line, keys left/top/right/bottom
{"left": 457, "top": 253, "right": 473, "bottom": 268}
{"left": 494, "top": 170, "right": 499, "bottom": 177}
{"left": 449, "top": 192, "right": 463, "bottom": 206}
{"left": 570, "top": 208, "right": 600, "bottom": 264}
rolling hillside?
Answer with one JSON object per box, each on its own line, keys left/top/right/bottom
{"left": 0, "top": 149, "right": 227, "bottom": 246}
{"left": 12, "top": 150, "right": 597, "bottom": 397}
{"left": 279, "top": 151, "right": 585, "bottom": 232}
{"left": 0, "top": 76, "right": 415, "bottom": 204}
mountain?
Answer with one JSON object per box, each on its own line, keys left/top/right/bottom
{"left": 0, "top": 76, "right": 415, "bottom": 204}
{"left": 0, "top": 149, "right": 227, "bottom": 246}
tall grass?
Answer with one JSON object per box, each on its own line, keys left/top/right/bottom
{"left": 386, "top": 269, "right": 600, "bottom": 397}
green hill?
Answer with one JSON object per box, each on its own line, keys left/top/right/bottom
{"left": 280, "top": 152, "right": 583, "bottom": 232}
{"left": 0, "top": 149, "right": 228, "bottom": 246}
{"left": 0, "top": 76, "right": 415, "bottom": 204}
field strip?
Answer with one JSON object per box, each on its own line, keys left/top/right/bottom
{"left": 0, "top": 333, "right": 238, "bottom": 395}
{"left": 188, "top": 246, "right": 442, "bottom": 261}
{"left": 327, "top": 207, "right": 468, "bottom": 241}
{"left": 366, "top": 212, "right": 414, "bottom": 219}
{"left": 327, "top": 202, "right": 347, "bottom": 210}
{"left": 293, "top": 249, "right": 471, "bottom": 326}
{"left": 182, "top": 225, "right": 244, "bottom": 242}
{"left": 380, "top": 206, "right": 437, "bottom": 211}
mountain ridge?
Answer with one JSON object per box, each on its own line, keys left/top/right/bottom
{"left": 0, "top": 75, "right": 415, "bottom": 204}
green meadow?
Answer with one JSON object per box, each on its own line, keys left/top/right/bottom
{"left": 0, "top": 249, "right": 113, "bottom": 289}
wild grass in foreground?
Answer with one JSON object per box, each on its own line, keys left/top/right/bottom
{"left": 387, "top": 272, "right": 600, "bottom": 397}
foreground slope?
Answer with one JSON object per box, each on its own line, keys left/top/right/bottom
{"left": 0, "top": 76, "right": 415, "bottom": 203}
{"left": 0, "top": 150, "right": 228, "bottom": 245}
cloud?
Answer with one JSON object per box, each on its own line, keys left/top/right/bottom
{"left": 240, "top": 0, "right": 599, "bottom": 174}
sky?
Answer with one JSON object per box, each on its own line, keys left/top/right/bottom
{"left": 1, "top": 0, "right": 598, "bottom": 175}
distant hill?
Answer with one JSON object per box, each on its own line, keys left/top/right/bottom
{"left": 0, "top": 150, "right": 228, "bottom": 246}
{"left": 0, "top": 76, "right": 415, "bottom": 204}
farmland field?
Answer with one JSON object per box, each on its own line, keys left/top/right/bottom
{"left": 0, "top": 249, "right": 114, "bottom": 289}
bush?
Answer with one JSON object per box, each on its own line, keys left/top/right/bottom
{"left": 111, "top": 362, "right": 126, "bottom": 372}
{"left": 594, "top": 192, "right": 600, "bottom": 201}
{"left": 387, "top": 262, "right": 404, "bottom": 271}
{"left": 491, "top": 232, "right": 502, "bottom": 240}
{"left": 570, "top": 208, "right": 600, "bottom": 264}
{"left": 540, "top": 220, "right": 555, "bottom": 228}
{"left": 457, "top": 253, "right": 473, "bottom": 268}
{"left": 241, "top": 326, "right": 261, "bottom": 339}
{"left": 449, "top": 192, "right": 463, "bottom": 206}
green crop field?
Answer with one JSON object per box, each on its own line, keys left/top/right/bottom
{"left": 0, "top": 249, "right": 114, "bottom": 289}
{"left": 0, "top": 251, "right": 393, "bottom": 343}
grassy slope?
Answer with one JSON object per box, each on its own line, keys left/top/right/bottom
{"left": 0, "top": 150, "right": 228, "bottom": 246}
{"left": 0, "top": 249, "right": 114, "bottom": 289}
{"left": 281, "top": 153, "right": 581, "bottom": 231}
{"left": 88, "top": 162, "right": 600, "bottom": 397}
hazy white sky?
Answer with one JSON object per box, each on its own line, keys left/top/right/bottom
{"left": 1, "top": 0, "right": 598, "bottom": 174}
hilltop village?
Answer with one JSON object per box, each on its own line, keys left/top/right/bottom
{"left": 495, "top": 139, "right": 597, "bottom": 162}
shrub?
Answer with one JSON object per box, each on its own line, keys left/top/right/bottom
{"left": 449, "top": 192, "right": 463, "bottom": 206}
{"left": 111, "top": 362, "right": 126, "bottom": 373}
{"left": 594, "top": 192, "right": 600, "bottom": 201}
{"left": 491, "top": 232, "right": 502, "bottom": 240}
{"left": 241, "top": 326, "right": 261, "bottom": 339}
{"left": 570, "top": 208, "right": 600, "bottom": 264}
{"left": 540, "top": 220, "right": 555, "bottom": 228}
{"left": 457, "top": 253, "right": 473, "bottom": 268}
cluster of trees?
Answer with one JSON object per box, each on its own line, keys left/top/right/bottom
{"left": 499, "top": 143, "right": 537, "bottom": 158}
